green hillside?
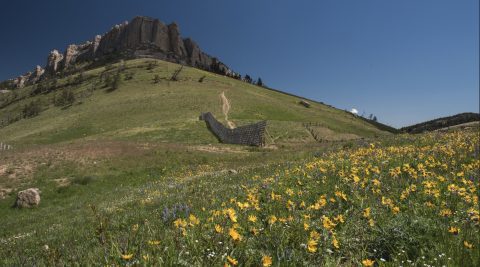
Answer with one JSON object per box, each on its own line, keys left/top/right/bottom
{"left": 0, "top": 59, "right": 388, "bottom": 147}
{"left": 0, "top": 59, "right": 478, "bottom": 266}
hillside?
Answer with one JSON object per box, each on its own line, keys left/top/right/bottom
{"left": 0, "top": 19, "right": 477, "bottom": 267}
{"left": 0, "top": 59, "right": 389, "bottom": 147}
{"left": 401, "top": 112, "right": 480, "bottom": 134}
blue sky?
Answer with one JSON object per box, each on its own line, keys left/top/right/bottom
{"left": 0, "top": 0, "right": 478, "bottom": 127}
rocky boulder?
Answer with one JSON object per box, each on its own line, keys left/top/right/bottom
{"left": 15, "top": 188, "right": 41, "bottom": 208}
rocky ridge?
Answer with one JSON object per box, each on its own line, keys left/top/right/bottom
{"left": 8, "top": 16, "right": 235, "bottom": 88}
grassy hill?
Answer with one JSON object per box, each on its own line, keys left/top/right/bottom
{"left": 2, "top": 59, "right": 477, "bottom": 266}
{"left": 401, "top": 112, "right": 480, "bottom": 134}
{"left": 0, "top": 59, "right": 389, "bottom": 147}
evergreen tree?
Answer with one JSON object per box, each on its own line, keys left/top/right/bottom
{"left": 256, "top": 77, "right": 263, "bottom": 87}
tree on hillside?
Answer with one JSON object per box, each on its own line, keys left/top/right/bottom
{"left": 54, "top": 89, "right": 75, "bottom": 107}
{"left": 22, "top": 100, "right": 42, "bottom": 118}
{"left": 256, "top": 77, "right": 263, "bottom": 87}
{"left": 244, "top": 74, "right": 253, "bottom": 84}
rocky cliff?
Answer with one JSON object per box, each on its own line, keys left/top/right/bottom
{"left": 9, "top": 16, "right": 235, "bottom": 88}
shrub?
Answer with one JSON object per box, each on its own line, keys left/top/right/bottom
{"left": 146, "top": 61, "right": 158, "bottom": 70}
{"left": 73, "top": 176, "right": 96, "bottom": 185}
{"left": 124, "top": 72, "right": 134, "bottom": 80}
{"left": 54, "top": 89, "right": 75, "bottom": 107}
{"left": 22, "top": 100, "right": 42, "bottom": 118}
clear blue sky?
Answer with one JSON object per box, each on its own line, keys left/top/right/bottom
{"left": 1, "top": 0, "right": 478, "bottom": 127}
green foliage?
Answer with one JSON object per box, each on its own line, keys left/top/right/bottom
{"left": 124, "top": 72, "right": 134, "bottom": 80}
{"left": 54, "top": 89, "right": 75, "bottom": 107}
{"left": 0, "top": 58, "right": 388, "bottom": 146}
{"left": 22, "top": 100, "right": 42, "bottom": 118}
{"left": 146, "top": 61, "right": 158, "bottom": 70}
{"left": 72, "top": 176, "right": 96, "bottom": 185}
{"left": 153, "top": 74, "right": 161, "bottom": 83}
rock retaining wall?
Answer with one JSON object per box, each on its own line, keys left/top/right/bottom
{"left": 200, "top": 112, "right": 266, "bottom": 146}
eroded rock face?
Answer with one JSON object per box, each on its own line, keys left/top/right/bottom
{"left": 168, "top": 22, "right": 187, "bottom": 58}
{"left": 13, "top": 75, "right": 28, "bottom": 88}
{"left": 29, "top": 65, "right": 45, "bottom": 83}
{"left": 46, "top": 50, "right": 64, "bottom": 73}
{"left": 6, "top": 16, "right": 235, "bottom": 88}
{"left": 64, "top": 44, "right": 79, "bottom": 69}
{"left": 15, "top": 188, "right": 41, "bottom": 208}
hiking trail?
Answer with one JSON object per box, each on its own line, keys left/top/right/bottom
{"left": 220, "top": 91, "right": 236, "bottom": 129}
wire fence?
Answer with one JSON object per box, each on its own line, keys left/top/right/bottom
{"left": 0, "top": 142, "right": 13, "bottom": 151}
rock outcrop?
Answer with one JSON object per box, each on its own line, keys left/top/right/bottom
{"left": 46, "top": 50, "right": 64, "bottom": 74}
{"left": 15, "top": 188, "right": 41, "bottom": 208}
{"left": 9, "top": 16, "right": 235, "bottom": 88}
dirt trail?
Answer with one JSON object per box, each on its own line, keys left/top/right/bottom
{"left": 220, "top": 91, "right": 236, "bottom": 129}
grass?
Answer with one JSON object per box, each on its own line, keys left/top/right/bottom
{"left": 0, "top": 128, "right": 478, "bottom": 266}
{"left": 0, "top": 58, "right": 477, "bottom": 266}
{"left": 0, "top": 59, "right": 388, "bottom": 147}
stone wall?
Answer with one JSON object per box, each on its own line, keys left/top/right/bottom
{"left": 200, "top": 112, "right": 266, "bottom": 146}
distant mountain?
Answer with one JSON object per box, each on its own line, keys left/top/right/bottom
{"left": 401, "top": 112, "right": 480, "bottom": 133}
{"left": 4, "top": 16, "right": 236, "bottom": 89}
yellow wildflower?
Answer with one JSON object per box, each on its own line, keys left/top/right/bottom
{"left": 307, "top": 239, "right": 318, "bottom": 253}
{"left": 363, "top": 207, "right": 371, "bottom": 218}
{"left": 226, "top": 208, "right": 238, "bottom": 223}
{"left": 440, "top": 209, "right": 452, "bottom": 217}
{"left": 189, "top": 214, "right": 200, "bottom": 226}
{"left": 248, "top": 215, "right": 257, "bottom": 223}
{"left": 448, "top": 226, "right": 460, "bottom": 235}
{"left": 121, "top": 253, "right": 134, "bottom": 260}
{"left": 392, "top": 206, "right": 400, "bottom": 214}
{"left": 310, "top": 230, "right": 320, "bottom": 240}
{"left": 322, "top": 215, "right": 336, "bottom": 230}
{"left": 173, "top": 218, "right": 187, "bottom": 228}
{"left": 147, "top": 240, "right": 160, "bottom": 246}
{"left": 334, "top": 214, "right": 345, "bottom": 223}
{"left": 332, "top": 236, "right": 340, "bottom": 249}
{"left": 464, "top": 241, "right": 474, "bottom": 249}
{"left": 262, "top": 255, "right": 273, "bottom": 267}
{"left": 229, "top": 228, "right": 242, "bottom": 241}
{"left": 335, "top": 191, "right": 348, "bottom": 201}
{"left": 268, "top": 215, "right": 277, "bottom": 225}
{"left": 227, "top": 256, "right": 238, "bottom": 266}
{"left": 215, "top": 224, "right": 224, "bottom": 233}
{"left": 362, "top": 259, "right": 375, "bottom": 266}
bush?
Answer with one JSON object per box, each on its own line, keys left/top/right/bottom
{"left": 124, "top": 72, "right": 134, "bottom": 80}
{"left": 153, "top": 74, "right": 161, "bottom": 83}
{"left": 22, "top": 101, "right": 42, "bottom": 118}
{"left": 146, "top": 61, "right": 158, "bottom": 70}
{"left": 72, "top": 176, "right": 96, "bottom": 185}
{"left": 111, "top": 73, "right": 121, "bottom": 90}
{"left": 104, "top": 72, "right": 121, "bottom": 91}
{"left": 54, "top": 89, "right": 75, "bottom": 107}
